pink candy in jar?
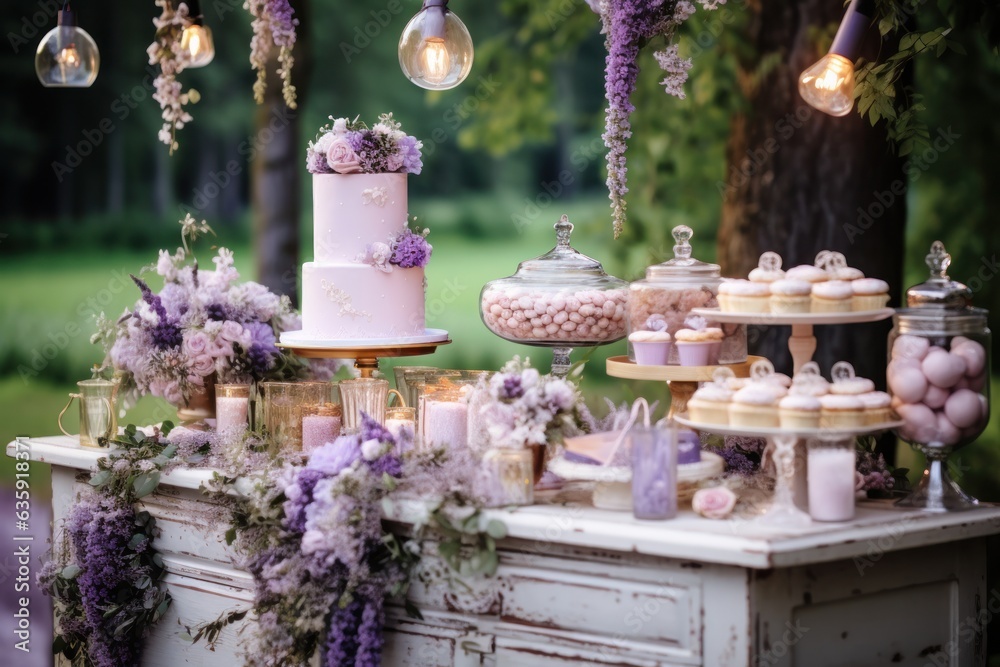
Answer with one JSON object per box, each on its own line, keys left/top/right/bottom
{"left": 889, "top": 334, "right": 989, "bottom": 446}
{"left": 479, "top": 215, "right": 630, "bottom": 346}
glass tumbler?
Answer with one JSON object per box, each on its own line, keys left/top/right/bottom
{"left": 630, "top": 425, "right": 678, "bottom": 520}
{"left": 259, "top": 381, "right": 331, "bottom": 455}
{"left": 58, "top": 378, "right": 119, "bottom": 448}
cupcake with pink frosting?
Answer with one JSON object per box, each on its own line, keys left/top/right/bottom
{"left": 718, "top": 279, "right": 770, "bottom": 313}
{"left": 674, "top": 317, "right": 725, "bottom": 366}
{"left": 811, "top": 280, "right": 853, "bottom": 313}
{"left": 851, "top": 278, "right": 890, "bottom": 311}
{"left": 729, "top": 384, "right": 781, "bottom": 428}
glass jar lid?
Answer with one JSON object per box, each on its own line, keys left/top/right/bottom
{"left": 893, "top": 307, "right": 988, "bottom": 336}
{"left": 905, "top": 241, "right": 973, "bottom": 309}
{"left": 507, "top": 214, "right": 626, "bottom": 285}
{"left": 645, "top": 225, "right": 721, "bottom": 280}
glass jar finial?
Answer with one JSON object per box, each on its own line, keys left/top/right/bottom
{"left": 555, "top": 215, "right": 574, "bottom": 248}
{"left": 672, "top": 225, "right": 693, "bottom": 260}
{"left": 926, "top": 240, "right": 951, "bottom": 279}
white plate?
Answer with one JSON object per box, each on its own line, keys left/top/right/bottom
{"left": 548, "top": 450, "right": 725, "bottom": 484}
{"left": 674, "top": 414, "right": 903, "bottom": 439}
{"left": 279, "top": 328, "right": 450, "bottom": 347}
{"left": 690, "top": 308, "right": 894, "bottom": 326}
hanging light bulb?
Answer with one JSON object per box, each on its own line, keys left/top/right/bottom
{"left": 180, "top": 0, "right": 214, "bottom": 68}
{"left": 398, "top": 0, "right": 473, "bottom": 90}
{"left": 798, "top": 0, "right": 874, "bottom": 117}
{"left": 35, "top": 2, "right": 99, "bottom": 88}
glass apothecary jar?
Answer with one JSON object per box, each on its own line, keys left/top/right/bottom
{"left": 888, "top": 241, "right": 991, "bottom": 511}
{"left": 627, "top": 225, "right": 747, "bottom": 365}
{"left": 480, "top": 215, "right": 629, "bottom": 376}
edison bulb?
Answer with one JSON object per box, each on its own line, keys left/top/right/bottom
{"left": 181, "top": 23, "right": 215, "bottom": 68}
{"left": 36, "top": 23, "right": 99, "bottom": 88}
{"left": 798, "top": 53, "right": 855, "bottom": 117}
{"left": 398, "top": 6, "right": 473, "bottom": 90}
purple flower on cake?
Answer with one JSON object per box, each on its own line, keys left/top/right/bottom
{"left": 306, "top": 113, "right": 423, "bottom": 175}
{"left": 327, "top": 136, "right": 362, "bottom": 174}
{"left": 390, "top": 228, "right": 432, "bottom": 269}
{"left": 691, "top": 486, "right": 737, "bottom": 519}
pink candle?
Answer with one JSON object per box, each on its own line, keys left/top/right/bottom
{"left": 807, "top": 447, "right": 856, "bottom": 522}
{"left": 216, "top": 396, "right": 249, "bottom": 433}
{"left": 302, "top": 414, "right": 341, "bottom": 454}
{"left": 423, "top": 401, "right": 468, "bottom": 449}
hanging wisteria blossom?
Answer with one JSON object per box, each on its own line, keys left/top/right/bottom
{"left": 244, "top": 0, "right": 300, "bottom": 109}
{"left": 595, "top": 0, "right": 724, "bottom": 238}
{"left": 148, "top": 0, "right": 198, "bottom": 153}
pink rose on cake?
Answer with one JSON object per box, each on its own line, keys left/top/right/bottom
{"left": 327, "top": 136, "right": 362, "bottom": 174}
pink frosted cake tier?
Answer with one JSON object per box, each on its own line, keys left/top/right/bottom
{"left": 312, "top": 173, "right": 408, "bottom": 262}
{"left": 300, "top": 263, "right": 425, "bottom": 339}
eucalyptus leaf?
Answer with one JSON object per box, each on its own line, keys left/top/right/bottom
{"left": 486, "top": 519, "right": 507, "bottom": 539}
{"left": 60, "top": 564, "right": 81, "bottom": 580}
{"left": 133, "top": 471, "right": 161, "bottom": 498}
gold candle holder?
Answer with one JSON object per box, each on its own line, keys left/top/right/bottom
{"left": 385, "top": 405, "right": 416, "bottom": 451}
{"left": 259, "top": 381, "right": 331, "bottom": 455}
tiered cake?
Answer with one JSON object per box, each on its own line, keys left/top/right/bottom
{"left": 282, "top": 114, "right": 438, "bottom": 344}
{"left": 301, "top": 173, "right": 424, "bottom": 339}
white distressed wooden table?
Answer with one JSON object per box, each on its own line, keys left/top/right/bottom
{"left": 9, "top": 435, "right": 1000, "bottom": 667}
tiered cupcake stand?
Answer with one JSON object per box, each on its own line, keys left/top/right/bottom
{"left": 691, "top": 308, "right": 894, "bottom": 373}
{"left": 608, "top": 309, "right": 902, "bottom": 526}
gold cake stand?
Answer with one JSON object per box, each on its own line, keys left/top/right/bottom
{"left": 606, "top": 355, "right": 764, "bottom": 417}
{"left": 279, "top": 339, "right": 452, "bottom": 378}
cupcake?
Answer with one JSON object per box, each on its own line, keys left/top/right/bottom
{"left": 811, "top": 280, "right": 853, "bottom": 313}
{"left": 769, "top": 279, "right": 812, "bottom": 314}
{"left": 748, "top": 251, "right": 785, "bottom": 284}
{"left": 819, "top": 394, "right": 866, "bottom": 428}
{"left": 859, "top": 391, "right": 892, "bottom": 425}
{"left": 718, "top": 280, "right": 771, "bottom": 313}
{"left": 829, "top": 374, "right": 875, "bottom": 395}
{"left": 785, "top": 264, "right": 829, "bottom": 284}
{"left": 790, "top": 361, "right": 830, "bottom": 396}
{"left": 779, "top": 394, "right": 822, "bottom": 429}
{"left": 629, "top": 330, "right": 672, "bottom": 366}
{"left": 688, "top": 384, "right": 732, "bottom": 425}
{"left": 675, "top": 327, "right": 724, "bottom": 366}
{"left": 851, "top": 278, "right": 890, "bottom": 312}
{"left": 820, "top": 251, "right": 865, "bottom": 281}
{"left": 729, "top": 385, "right": 781, "bottom": 428}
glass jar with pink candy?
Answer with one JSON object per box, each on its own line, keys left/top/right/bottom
{"left": 479, "top": 214, "right": 629, "bottom": 377}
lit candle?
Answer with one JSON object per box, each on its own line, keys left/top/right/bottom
{"left": 422, "top": 399, "right": 468, "bottom": 449}
{"left": 302, "top": 412, "right": 342, "bottom": 454}
{"left": 216, "top": 385, "right": 250, "bottom": 434}
{"left": 807, "top": 441, "right": 856, "bottom": 522}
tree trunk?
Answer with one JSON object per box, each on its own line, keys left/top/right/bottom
{"left": 253, "top": 0, "right": 312, "bottom": 304}
{"left": 717, "top": 0, "right": 906, "bottom": 389}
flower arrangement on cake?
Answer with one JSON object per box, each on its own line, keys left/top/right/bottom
{"left": 306, "top": 113, "right": 423, "bottom": 175}
{"left": 356, "top": 223, "right": 433, "bottom": 273}
{"left": 93, "top": 215, "right": 338, "bottom": 408}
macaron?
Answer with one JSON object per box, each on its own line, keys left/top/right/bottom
{"left": 922, "top": 349, "right": 967, "bottom": 389}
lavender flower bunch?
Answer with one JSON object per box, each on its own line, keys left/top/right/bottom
{"left": 469, "top": 357, "right": 585, "bottom": 450}
{"left": 596, "top": 0, "right": 724, "bottom": 237}
{"left": 93, "top": 214, "right": 342, "bottom": 407}
{"left": 39, "top": 496, "right": 171, "bottom": 667}
{"left": 230, "top": 413, "right": 409, "bottom": 667}
{"left": 306, "top": 114, "right": 424, "bottom": 175}
{"left": 148, "top": 0, "right": 197, "bottom": 154}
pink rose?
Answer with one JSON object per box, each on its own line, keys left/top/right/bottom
{"left": 183, "top": 331, "right": 210, "bottom": 357}
{"left": 691, "top": 486, "right": 737, "bottom": 520}
{"left": 327, "top": 136, "right": 362, "bottom": 174}
{"left": 188, "top": 353, "right": 216, "bottom": 377}
{"left": 149, "top": 379, "right": 184, "bottom": 406}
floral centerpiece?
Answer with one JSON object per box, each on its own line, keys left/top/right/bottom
{"left": 306, "top": 114, "right": 423, "bottom": 175}
{"left": 93, "top": 215, "right": 338, "bottom": 410}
